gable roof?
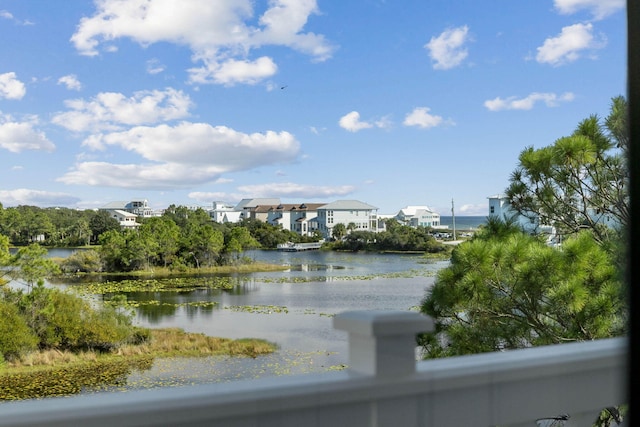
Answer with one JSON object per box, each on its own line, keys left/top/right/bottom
{"left": 100, "top": 201, "right": 129, "bottom": 210}
{"left": 398, "top": 206, "right": 436, "bottom": 216}
{"left": 234, "top": 198, "right": 281, "bottom": 210}
{"left": 318, "top": 200, "right": 378, "bottom": 210}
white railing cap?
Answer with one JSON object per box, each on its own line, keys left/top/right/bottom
{"left": 334, "top": 310, "right": 433, "bottom": 336}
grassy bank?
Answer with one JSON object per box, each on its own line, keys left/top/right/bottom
{"left": 0, "top": 328, "right": 276, "bottom": 401}
{"left": 49, "top": 260, "right": 289, "bottom": 278}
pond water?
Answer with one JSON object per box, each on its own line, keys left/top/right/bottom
{"left": 49, "top": 249, "right": 447, "bottom": 392}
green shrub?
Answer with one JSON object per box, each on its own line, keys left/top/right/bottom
{"left": 13, "top": 284, "right": 137, "bottom": 352}
{"left": 60, "top": 249, "right": 103, "bottom": 273}
{"left": 0, "top": 301, "right": 38, "bottom": 361}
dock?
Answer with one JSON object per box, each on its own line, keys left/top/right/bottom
{"left": 277, "top": 242, "right": 323, "bottom": 251}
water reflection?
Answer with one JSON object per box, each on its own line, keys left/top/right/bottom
{"left": 44, "top": 249, "right": 446, "bottom": 387}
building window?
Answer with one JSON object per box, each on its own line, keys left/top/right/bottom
{"left": 490, "top": 206, "right": 495, "bottom": 214}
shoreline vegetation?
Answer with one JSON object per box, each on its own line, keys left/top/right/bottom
{"left": 50, "top": 259, "right": 291, "bottom": 278}
{"left": 0, "top": 328, "right": 276, "bottom": 401}
{"left": 2, "top": 244, "right": 448, "bottom": 401}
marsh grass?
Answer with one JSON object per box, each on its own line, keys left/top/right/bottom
{"left": 0, "top": 328, "right": 276, "bottom": 400}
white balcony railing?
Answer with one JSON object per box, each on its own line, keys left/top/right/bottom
{"left": 0, "top": 311, "right": 627, "bottom": 427}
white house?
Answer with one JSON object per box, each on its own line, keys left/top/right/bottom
{"left": 209, "top": 201, "right": 239, "bottom": 223}
{"left": 395, "top": 206, "right": 441, "bottom": 228}
{"left": 107, "top": 209, "right": 141, "bottom": 230}
{"left": 313, "top": 200, "right": 378, "bottom": 239}
{"left": 100, "top": 199, "right": 156, "bottom": 218}
{"left": 488, "top": 194, "right": 556, "bottom": 241}
{"left": 265, "top": 203, "right": 324, "bottom": 237}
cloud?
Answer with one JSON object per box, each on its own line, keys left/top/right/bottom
{"left": 58, "top": 162, "right": 226, "bottom": 189}
{"left": 0, "top": 113, "right": 55, "bottom": 153}
{"left": 189, "top": 56, "right": 278, "bottom": 86}
{"left": 553, "top": 0, "right": 624, "bottom": 20}
{"left": 403, "top": 107, "right": 446, "bottom": 129}
{"left": 51, "top": 88, "right": 192, "bottom": 132}
{"left": 146, "top": 58, "right": 165, "bottom": 75}
{"left": 339, "top": 111, "right": 372, "bottom": 132}
{"left": 341, "top": 110, "right": 392, "bottom": 133}
{"left": 484, "top": 92, "right": 575, "bottom": 111}
{"left": 185, "top": 182, "right": 356, "bottom": 204}
{"left": 236, "top": 182, "right": 356, "bottom": 198}
{"left": 425, "top": 26, "right": 471, "bottom": 70}
{"left": 57, "top": 74, "right": 82, "bottom": 91}
{"left": 535, "top": 23, "right": 606, "bottom": 66}
{"left": 70, "top": 0, "right": 335, "bottom": 86}
{"left": 0, "top": 72, "right": 26, "bottom": 100}
{"left": 58, "top": 123, "right": 300, "bottom": 190}
{"left": 0, "top": 189, "right": 80, "bottom": 207}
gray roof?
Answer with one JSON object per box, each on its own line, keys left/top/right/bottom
{"left": 318, "top": 200, "right": 378, "bottom": 210}
{"left": 234, "top": 198, "right": 281, "bottom": 210}
{"left": 100, "top": 201, "right": 129, "bottom": 210}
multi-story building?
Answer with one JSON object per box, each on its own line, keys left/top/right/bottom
{"left": 395, "top": 206, "right": 441, "bottom": 228}
{"left": 208, "top": 201, "right": 241, "bottom": 223}
{"left": 313, "top": 200, "right": 378, "bottom": 239}
{"left": 488, "top": 194, "right": 558, "bottom": 244}
{"left": 100, "top": 199, "right": 155, "bottom": 218}
{"left": 234, "top": 198, "right": 281, "bottom": 221}
{"left": 264, "top": 203, "right": 325, "bottom": 237}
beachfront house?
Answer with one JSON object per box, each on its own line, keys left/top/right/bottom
{"left": 313, "top": 200, "right": 378, "bottom": 239}
{"left": 265, "top": 203, "right": 324, "bottom": 237}
{"left": 395, "top": 205, "right": 441, "bottom": 228}
{"left": 488, "top": 194, "right": 557, "bottom": 244}
{"left": 100, "top": 199, "right": 156, "bottom": 218}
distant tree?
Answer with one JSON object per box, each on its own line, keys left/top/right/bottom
{"left": 183, "top": 222, "right": 224, "bottom": 267}
{"left": 7, "top": 244, "right": 60, "bottom": 288}
{"left": 89, "top": 210, "right": 120, "bottom": 244}
{"left": 223, "top": 226, "right": 259, "bottom": 263}
{"left": 98, "top": 229, "right": 144, "bottom": 272}
{"left": 331, "top": 223, "right": 346, "bottom": 240}
{"left": 140, "top": 217, "right": 181, "bottom": 267}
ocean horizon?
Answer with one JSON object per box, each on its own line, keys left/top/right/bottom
{"left": 438, "top": 215, "right": 487, "bottom": 230}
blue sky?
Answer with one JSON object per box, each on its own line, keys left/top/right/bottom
{"left": 0, "top": 0, "right": 627, "bottom": 215}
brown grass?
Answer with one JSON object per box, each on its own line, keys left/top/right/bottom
{"left": 4, "top": 328, "right": 276, "bottom": 371}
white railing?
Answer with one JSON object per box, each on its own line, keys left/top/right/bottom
{"left": 0, "top": 311, "right": 627, "bottom": 427}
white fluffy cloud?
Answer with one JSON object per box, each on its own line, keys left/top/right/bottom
{"left": 338, "top": 111, "right": 372, "bottom": 132}
{"left": 190, "top": 56, "right": 278, "bottom": 86}
{"left": 554, "top": 0, "right": 624, "bottom": 20}
{"left": 484, "top": 92, "right": 575, "bottom": 111}
{"left": 0, "top": 189, "right": 80, "bottom": 207}
{"left": 0, "top": 113, "right": 55, "bottom": 153}
{"left": 338, "top": 111, "right": 391, "bottom": 132}
{"left": 57, "top": 74, "right": 82, "bottom": 91}
{"left": 51, "top": 88, "right": 192, "bottom": 132}
{"left": 535, "top": 23, "right": 606, "bottom": 66}
{"left": 58, "top": 122, "right": 300, "bottom": 189}
{"left": 403, "top": 107, "right": 445, "bottom": 129}
{"left": 425, "top": 26, "right": 471, "bottom": 70}
{"left": 0, "top": 72, "right": 26, "bottom": 100}
{"left": 70, "top": 0, "right": 335, "bottom": 86}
